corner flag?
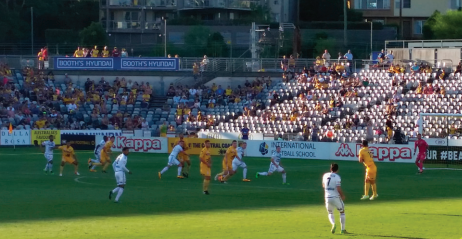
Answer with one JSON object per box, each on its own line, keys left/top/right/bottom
{"left": 9, "top": 123, "right": 13, "bottom": 134}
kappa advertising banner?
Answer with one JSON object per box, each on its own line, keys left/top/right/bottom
{"left": 330, "top": 143, "right": 414, "bottom": 163}
{"left": 246, "top": 140, "right": 328, "bottom": 159}
{"left": 0, "top": 130, "right": 31, "bottom": 145}
{"left": 61, "top": 134, "right": 95, "bottom": 150}
{"left": 245, "top": 140, "right": 415, "bottom": 163}
{"left": 198, "top": 131, "right": 264, "bottom": 140}
{"left": 53, "top": 57, "right": 179, "bottom": 71}
{"left": 31, "top": 130, "right": 61, "bottom": 145}
{"left": 61, "top": 130, "right": 122, "bottom": 136}
{"left": 168, "top": 138, "right": 235, "bottom": 156}
{"left": 96, "top": 135, "right": 167, "bottom": 153}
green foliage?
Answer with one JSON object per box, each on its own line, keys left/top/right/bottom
{"left": 79, "top": 22, "right": 108, "bottom": 47}
{"left": 431, "top": 10, "right": 462, "bottom": 39}
{"left": 184, "top": 26, "right": 211, "bottom": 57}
{"left": 45, "top": 29, "right": 79, "bottom": 45}
{"left": 423, "top": 10, "right": 441, "bottom": 39}
{"left": 314, "top": 38, "right": 338, "bottom": 57}
{"left": 206, "top": 32, "right": 228, "bottom": 57}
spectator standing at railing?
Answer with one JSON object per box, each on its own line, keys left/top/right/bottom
{"left": 289, "top": 55, "right": 296, "bottom": 72}
{"left": 73, "top": 47, "right": 84, "bottom": 57}
{"left": 91, "top": 46, "right": 99, "bottom": 57}
{"left": 121, "top": 48, "right": 128, "bottom": 57}
{"left": 322, "top": 50, "right": 331, "bottom": 65}
{"left": 455, "top": 61, "right": 462, "bottom": 74}
{"left": 377, "top": 49, "right": 385, "bottom": 63}
{"left": 42, "top": 46, "right": 48, "bottom": 63}
{"left": 102, "top": 46, "right": 110, "bottom": 57}
{"left": 385, "top": 51, "right": 394, "bottom": 64}
{"left": 343, "top": 50, "right": 353, "bottom": 73}
{"left": 201, "top": 55, "right": 209, "bottom": 72}
{"left": 281, "top": 55, "right": 289, "bottom": 72}
{"left": 37, "top": 49, "right": 44, "bottom": 70}
{"left": 112, "top": 47, "right": 120, "bottom": 57}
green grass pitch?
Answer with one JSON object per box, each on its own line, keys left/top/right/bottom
{"left": 0, "top": 147, "right": 461, "bottom": 239}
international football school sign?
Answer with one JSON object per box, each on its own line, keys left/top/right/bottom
{"left": 54, "top": 57, "right": 179, "bottom": 71}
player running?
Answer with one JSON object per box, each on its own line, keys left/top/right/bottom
{"left": 255, "top": 146, "right": 289, "bottom": 185}
{"left": 159, "top": 141, "right": 187, "bottom": 179}
{"left": 214, "top": 140, "right": 238, "bottom": 183}
{"left": 88, "top": 136, "right": 108, "bottom": 172}
{"left": 232, "top": 142, "right": 251, "bottom": 182}
{"left": 200, "top": 140, "right": 212, "bottom": 195}
{"left": 58, "top": 141, "right": 80, "bottom": 176}
{"left": 40, "top": 135, "right": 57, "bottom": 175}
{"left": 414, "top": 133, "right": 429, "bottom": 174}
{"left": 359, "top": 140, "right": 378, "bottom": 200}
{"left": 177, "top": 134, "right": 191, "bottom": 178}
{"left": 322, "top": 163, "right": 347, "bottom": 234}
{"left": 109, "top": 147, "right": 132, "bottom": 203}
{"left": 91, "top": 136, "right": 115, "bottom": 173}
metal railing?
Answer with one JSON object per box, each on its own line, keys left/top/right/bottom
{"left": 385, "top": 39, "right": 462, "bottom": 49}
{"left": 105, "top": 0, "right": 177, "bottom": 7}
{"left": 182, "top": 0, "right": 258, "bottom": 10}
{"left": 0, "top": 55, "right": 379, "bottom": 72}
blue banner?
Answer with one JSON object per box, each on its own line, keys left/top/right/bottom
{"left": 54, "top": 57, "right": 179, "bottom": 71}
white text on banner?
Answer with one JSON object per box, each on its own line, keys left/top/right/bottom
{"left": 96, "top": 135, "right": 167, "bottom": 153}
{"left": 0, "top": 130, "right": 31, "bottom": 145}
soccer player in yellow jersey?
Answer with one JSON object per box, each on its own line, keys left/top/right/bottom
{"left": 58, "top": 141, "right": 79, "bottom": 176}
{"left": 200, "top": 140, "right": 212, "bottom": 195}
{"left": 177, "top": 134, "right": 191, "bottom": 177}
{"left": 214, "top": 140, "right": 239, "bottom": 183}
{"left": 92, "top": 136, "right": 115, "bottom": 173}
{"left": 359, "top": 140, "right": 378, "bottom": 200}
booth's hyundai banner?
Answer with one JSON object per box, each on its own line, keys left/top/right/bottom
{"left": 96, "top": 135, "right": 167, "bottom": 153}
{"left": 54, "top": 57, "right": 179, "bottom": 71}
{"left": 168, "top": 138, "right": 236, "bottom": 156}
{"left": 31, "top": 130, "right": 61, "bottom": 146}
{"left": 0, "top": 130, "right": 31, "bottom": 145}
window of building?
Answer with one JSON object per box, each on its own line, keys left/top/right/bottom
{"left": 395, "top": 0, "right": 411, "bottom": 8}
{"left": 354, "top": 0, "right": 390, "bottom": 9}
{"left": 414, "top": 20, "right": 425, "bottom": 35}
{"left": 230, "top": 12, "right": 235, "bottom": 20}
{"left": 450, "top": 0, "right": 461, "bottom": 9}
{"left": 274, "top": 0, "right": 278, "bottom": 5}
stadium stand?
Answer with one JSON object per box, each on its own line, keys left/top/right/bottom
{"left": 2, "top": 59, "right": 461, "bottom": 142}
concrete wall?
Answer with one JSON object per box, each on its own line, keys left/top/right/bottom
{"left": 437, "top": 48, "right": 462, "bottom": 67}
{"left": 411, "top": 49, "right": 435, "bottom": 62}
{"left": 394, "top": 0, "right": 458, "bottom": 17}
{"left": 204, "top": 77, "right": 259, "bottom": 88}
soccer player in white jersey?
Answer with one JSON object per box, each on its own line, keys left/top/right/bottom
{"left": 322, "top": 163, "right": 347, "bottom": 234}
{"left": 255, "top": 146, "right": 289, "bottom": 185}
{"left": 232, "top": 142, "right": 251, "bottom": 182}
{"left": 158, "top": 141, "right": 187, "bottom": 179}
{"left": 109, "top": 147, "right": 131, "bottom": 203}
{"left": 40, "top": 135, "right": 57, "bottom": 175}
{"left": 88, "top": 136, "right": 108, "bottom": 172}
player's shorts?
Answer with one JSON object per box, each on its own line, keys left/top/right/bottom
{"left": 100, "top": 153, "right": 110, "bottom": 164}
{"left": 115, "top": 171, "right": 126, "bottom": 186}
{"left": 325, "top": 197, "right": 345, "bottom": 213}
{"left": 200, "top": 164, "right": 211, "bottom": 177}
{"left": 168, "top": 156, "right": 181, "bottom": 166}
{"left": 366, "top": 166, "right": 377, "bottom": 180}
{"left": 62, "top": 156, "right": 75, "bottom": 164}
{"left": 416, "top": 152, "right": 426, "bottom": 161}
{"left": 178, "top": 153, "right": 190, "bottom": 163}
{"left": 269, "top": 163, "right": 284, "bottom": 173}
{"left": 232, "top": 158, "right": 247, "bottom": 171}
{"left": 44, "top": 154, "right": 53, "bottom": 162}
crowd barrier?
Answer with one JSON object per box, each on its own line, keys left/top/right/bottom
{"left": 53, "top": 57, "right": 179, "bottom": 71}
{"left": 197, "top": 132, "right": 264, "bottom": 140}
{"left": 2, "top": 130, "right": 462, "bottom": 162}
